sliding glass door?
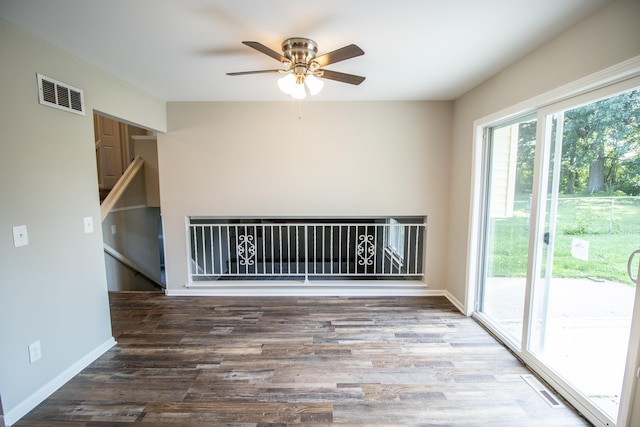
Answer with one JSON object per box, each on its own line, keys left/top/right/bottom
{"left": 477, "top": 83, "right": 640, "bottom": 425}
{"left": 478, "top": 115, "right": 537, "bottom": 348}
{"left": 529, "top": 89, "right": 639, "bottom": 422}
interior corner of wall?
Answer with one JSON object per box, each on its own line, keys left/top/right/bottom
{"left": 444, "top": 291, "right": 466, "bottom": 315}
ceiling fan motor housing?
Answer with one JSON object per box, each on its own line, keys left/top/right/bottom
{"left": 282, "top": 38, "right": 319, "bottom": 76}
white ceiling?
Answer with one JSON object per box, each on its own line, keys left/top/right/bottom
{"left": 1, "top": 0, "right": 611, "bottom": 102}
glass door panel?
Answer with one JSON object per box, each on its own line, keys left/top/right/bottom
{"left": 529, "top": 89, "right": 640, "bottom": 422}
{"left": 479, "top": 116, "right": 537, "bottom": 347}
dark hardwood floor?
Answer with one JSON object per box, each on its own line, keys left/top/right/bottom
{"left": 16, "top": 292, "right": 590, "bottom": 426}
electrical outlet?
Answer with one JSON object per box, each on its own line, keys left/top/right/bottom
{"left": 28, "top": 341, "right": 41, "bottom": 363}
{"left": 83, "top": 216, "right": 93, "bottom": 234}
{"left": 111, "top": 224, "right": 117, "bottom": 235}
{"left": 12, "top": 225, "right": 29, "bottom": 247}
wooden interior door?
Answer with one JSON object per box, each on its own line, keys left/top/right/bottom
{"left": 94, "top": 114, "right": 123, "bottom": 190}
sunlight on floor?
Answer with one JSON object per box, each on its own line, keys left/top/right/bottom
{"left": 484, "top": 277, "right": 635, "bottom": 420}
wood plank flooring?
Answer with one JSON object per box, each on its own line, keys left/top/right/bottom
{"left": 15, "top": 292, "right": 591, "bottom": 426}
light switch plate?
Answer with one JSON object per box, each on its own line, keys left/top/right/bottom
{"left": 12, "top": 225, "right": 29, "bottom": 247}
{"left": 29, "top": 340, "right": 41, "bottom": 363}
{"left": 83, "top": 216, "right": 93, "bottom": 234}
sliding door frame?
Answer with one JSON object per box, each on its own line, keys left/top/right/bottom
{"left": 467, "top": 60, "right": 640, "bottom": 427}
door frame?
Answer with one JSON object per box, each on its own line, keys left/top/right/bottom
{"left": 467, "top": 65, "right": 640, "bottom": 427}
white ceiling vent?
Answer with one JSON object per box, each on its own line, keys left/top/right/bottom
{"left": 37, "top": 73, "right": 85, "bottom": 115}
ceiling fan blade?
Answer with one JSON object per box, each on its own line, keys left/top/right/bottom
{"left": 242, "top": 41, "right": 289, "bottom": 63}
{"left": 226, "top": 69, "right": 282, "bottom": 76}
{"left": 313, "top": 44, "right": 364, "bottom": 67}
{"left": 319, "top": 69, "right": 366, "bottom": 85}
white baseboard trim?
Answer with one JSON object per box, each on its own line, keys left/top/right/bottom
{"left": 166, "top": 284, "right": 469, "bottom": 300}
{"left": 167, "top": 281, "right": 439, "bottom": 297}
{"left": 3, "top": 337, "right": 116, "bottom": 427}
{"left": 443, "top": 291, "right": 466, "bottom": 314}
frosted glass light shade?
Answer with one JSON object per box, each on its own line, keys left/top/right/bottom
{"left": 305, "top": 75, "right": 324, "bottom": 95}
{"left": 291, "top": 82, "right": 306, "bottom": 99}
{"left": 277, "top": 73, "right": 295, "bottom": 94}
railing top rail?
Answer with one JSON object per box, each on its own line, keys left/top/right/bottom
{"left": 104, "top": 243, "right": 165, "bottom": 289}
{"left": 100, "top": 156, "right": 145, "bottom": 222}
{"left": 189, "top": 222, "right": 426, "bottom": 227}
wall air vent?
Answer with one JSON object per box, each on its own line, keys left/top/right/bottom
{"left": 37, "top": 73, "right": 85, "bottom": 115}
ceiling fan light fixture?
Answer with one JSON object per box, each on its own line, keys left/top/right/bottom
{"left": 229, "top": 38, "right": 365, "bottom": 99}
{"left": 304, "top": 74, "right": 324, "bottom": 96}
{"left": 277, "top": 73, "right": 295, "bottom": 94}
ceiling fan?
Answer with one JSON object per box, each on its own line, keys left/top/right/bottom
{"left": 226, "top": 38, "right": 365, "bottom": 99}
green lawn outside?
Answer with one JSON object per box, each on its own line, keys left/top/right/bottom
{"left": 487, "top": 196, "right": 640, "bottom": 285}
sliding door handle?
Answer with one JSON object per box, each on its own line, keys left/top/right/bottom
{"left": 628, "top": 249, "right": 640, "bottom": 284}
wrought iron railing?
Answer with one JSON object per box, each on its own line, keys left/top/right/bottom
{"left": 188, "top": 219, "right": 426, "bottom": 282}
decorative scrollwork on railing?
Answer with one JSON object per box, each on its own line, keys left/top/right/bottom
{"left": 237, "top": 234, "right": 256, "bottom": 266}
{"left": 357, "top": 234, "right": 375, "bottom": 266}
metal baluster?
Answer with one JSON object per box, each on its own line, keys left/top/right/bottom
{"left": 295, "top": 226, "right": 299, "bottom": 275}
{"left": 278, "top": 225, "right": 282, "bottom": 274}
{"left": 304, "top": 225, "right": 309, "bottom": 281}
{"left": 313, "top": 225, "right": 317, "bottom": 275}
{"left": 269, "top": 224, "right": 276, "bottom": 275}
{"left": 330, "top": 225, "right": 334, "bottom": 275}
{"left": 208, "top": 226, "right": 214, "bottom": 275}
{"left": 346, "top": 225, "right": 350, "bottom": 275}
{"left": 262, "top": 225, "right": 266, "bottom": 275}
{"left": 407, "top": 225, "right": 412, "bottom": 275}
{"left": 253, "top": 225, "right": 257, "bottom": 275}
{"left": 320, "top": 225, "right": 325, "bottom": 275}
{"left": 287, "top": 225, "right": 291, "bottom": 275}
{"left": 243, "top": 225, "right": 247, "bottom": 275}
{"left": 374, "top": 225, "right": 378, "bottom": 275}
{"left": 355, "top": 225, "right": 359, "bottom": 275}
{"left": 217, "top": 225, "right": 223, "bottom": 275}
{"left": 234, "top": 225, "right": 239, "bottom": 275}
{"left": 226, "top": 225, "right": 232, "bottom": 276}
{"left": 414, "top": 225, "right": 420, "bottom": 275}
{"left": 339, "top": 225, "right": 343, "bottom": 275}
{"left": 381, "top": 224, "right": 386, "bottom": 275}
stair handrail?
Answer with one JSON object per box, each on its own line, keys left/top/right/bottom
{"left": 103, "top": 243, "right": 165, "bottom": 289}
{"left": 100, "top": 156, "right": 144, "bottom": 221}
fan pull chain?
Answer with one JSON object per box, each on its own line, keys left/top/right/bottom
{"left": 286, "top": 97, "right": 304, "bottom": 119}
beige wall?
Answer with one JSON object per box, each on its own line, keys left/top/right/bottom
{"left": 159, "top": 101, "right": 452, "bottom": 289}
{"left": 447, "top": 0, "right": 640, "bottom": 309}
{"left": 0, "top": 18, "right": 165, "bottom": 422}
